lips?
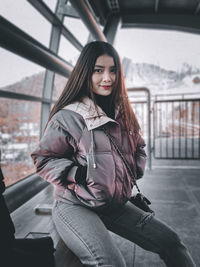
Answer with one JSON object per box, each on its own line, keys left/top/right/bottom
{"left": 100, "top": 85, "right": 112, "bottom": 90}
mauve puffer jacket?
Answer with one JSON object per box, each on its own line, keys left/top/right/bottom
{"left": 31, "top": 97, "right": 147, "bottom": 209}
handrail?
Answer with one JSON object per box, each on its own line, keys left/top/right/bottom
{"left": 4, "top": 173, "right": 49, "bottom": 213}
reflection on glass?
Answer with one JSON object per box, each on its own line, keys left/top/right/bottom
{"left": 53, "top": 74, "right": 68, "bottom": 101}
{"left": 0, "top": 98, "right": 41, "bottom": 187}
{"left": 0, "top": 49, "right": 45, "bottom": 95}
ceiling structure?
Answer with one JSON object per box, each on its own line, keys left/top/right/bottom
{"left": 87, "top": 0, "right": 200, "bottom": 34}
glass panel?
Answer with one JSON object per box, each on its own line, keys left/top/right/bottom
{"left": 58, "top": 35, "right": 80, "bottom": 65}
{"left": 64, "top": 16, "right": 90, "bottom": 46}
{"left": 52, "top": 74, "right": 68, "bottom": 101}
{"left": 0, "top": 98, "right": 41, "bottom": 187}
{"left": 1, "top": 0, "right": 51, "bottom": 47}
{"left": 0, "top": 49, "right": 45, "bottom": 97}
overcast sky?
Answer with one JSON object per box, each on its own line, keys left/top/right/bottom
{"left": 1, "top": 0, "right": 200, "bottom": 87}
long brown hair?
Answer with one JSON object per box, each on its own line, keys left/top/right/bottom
{"left": 48, "top": 41, "right": 140, "bottom": 133}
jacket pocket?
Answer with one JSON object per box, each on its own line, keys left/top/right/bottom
{"left": 74, "top": 152, "right": 116, "bottom": 208}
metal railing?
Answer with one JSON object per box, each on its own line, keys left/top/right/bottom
{"left": 128, "top": 87, "right": 152, "bottom": 169}
{"left": 153, "top": 98, "right": 200, "bottom": 159}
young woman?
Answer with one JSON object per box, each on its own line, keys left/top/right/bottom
{"left": 31, "top": 41, "right": 195, "bottom": 267}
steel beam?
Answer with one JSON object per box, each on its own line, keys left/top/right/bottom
{"left": 103, "top": 14, "right": 121, "bottom": 44}
{"left": 154, "top": 0, "right": 160, "bottom": 13}
{"left": 0, "top": 90, "right": 52, "bottom": 104}
{"left": 0, "top": 16, "right": 72, "bottom": 78}
{"left": 40, "top": 0, "right": 67, "bottom": 137}
{"left": 69, "top": 0, "right": 107, "bottom": 42}
{"left": 87, "top": 0, "right": 107, "bottom": 25}
{"left": 58, "top": 2, "right": 80, "bottom": 18}
{"left": 194, "top": 2, "right": 200, "bottom": 15}
{"left": 4, "top": 173, "right": 49, "bottom": 213}
{"left": 27, "top": 0, "right": 83, "bottom": 51}
{"left": 122, "top": 14, "right": 200, "bottom": 34}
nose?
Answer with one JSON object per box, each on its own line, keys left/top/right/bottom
{"left": 102, "top": 70, "right": 111, "bottom": 82}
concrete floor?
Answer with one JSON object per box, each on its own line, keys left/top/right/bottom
{"left": 121, "top": 164, "right": 200, "bottom": 266}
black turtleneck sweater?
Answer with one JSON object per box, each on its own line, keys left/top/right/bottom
{"left": 94, "top": 94, "right": 115, "bottom": 119}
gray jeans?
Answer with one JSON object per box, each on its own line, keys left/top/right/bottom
{"left": 52, "top": 201, "right": 196, "bottom": 267}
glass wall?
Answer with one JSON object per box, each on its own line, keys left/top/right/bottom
{"left": 0, "top": 0, "right": 90, "bottom": 188}
{"left": 52, "top": 74, "right": 68, "bottom": 101}
{"left": 0, "top": 98, "right": 41, "bottom": 187}
{"left": 1, "top": 0, "right": 51, "bottom": 48}
{"left": 58, "top": 35, "right": 80, "bottom": 65}
{"left": 0, "top": 48, "right": 45, "bottom": 187}
{"left": 0, "top": 49, "right": 45, "bottom": 96}
{"left": 64, "top": 16, "right": 90, "bottom": 46}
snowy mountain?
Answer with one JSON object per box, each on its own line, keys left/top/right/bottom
{"left": 0, "top": 71, "right": 67, "bottom": 100}
{"left": 122, "top": 58, "right": 200, "bottom": 95}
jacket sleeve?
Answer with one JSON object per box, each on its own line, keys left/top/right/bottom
{"left": 135, "top": 133, "right": 147, "bottom": 179}
{"left": 31, "top": 120, "right": 79, "bottom": 187}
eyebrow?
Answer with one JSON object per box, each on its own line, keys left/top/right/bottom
{"left": 94, "top": 64, "right": 115, "bottom": 68}
{"left": 94, "top": 65, "right": 104, "bottom": 68}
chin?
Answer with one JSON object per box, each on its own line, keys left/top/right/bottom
{"left": 96, "top": 90, "right": 112, "bottom": 96}
{"left": 103, "top": 92, "right": 112, "bottom": 96}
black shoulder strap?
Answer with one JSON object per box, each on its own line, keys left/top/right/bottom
{"left": 103, "top": 127, "right": 140, "bottom": 193}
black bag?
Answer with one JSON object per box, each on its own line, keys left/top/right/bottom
{"left": 130, "top": 193, "right": 154, "bottom": 213}
{"left": 103, "top": 127, "right": 154, "bottom": 214}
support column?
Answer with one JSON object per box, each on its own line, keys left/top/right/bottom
{"left": 40, "top": 0, "right": 68, "bottom": 137}
{"left": 103, "top": 14, "right": 121, "bottom": 45}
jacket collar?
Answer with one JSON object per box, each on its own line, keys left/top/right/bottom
{"left": 63, "top": 97, "right": 117, "bottom": 130}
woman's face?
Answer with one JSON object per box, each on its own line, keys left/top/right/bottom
{"left": 91, "top": 54, "right": 116, "bottom": 96}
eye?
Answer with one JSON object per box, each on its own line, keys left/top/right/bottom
{"left": 110, "top": 67, "right": 116, "bottom": 73}
{"left": 93, "top": 68, "right": 103, "bottom": 73}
